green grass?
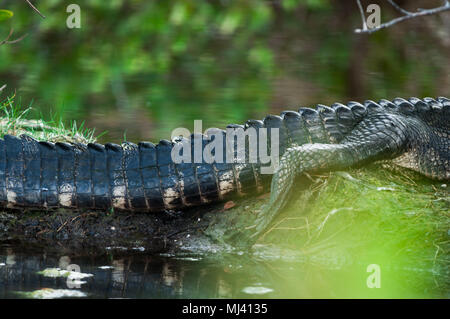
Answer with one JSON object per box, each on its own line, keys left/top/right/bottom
{"left": 202, "top": 163, "right": 449, "bottom": 297}
{"left": 0, "top": 94, "right": 99, "bottom": 143}
{"left": 257, "top": 166, "right": 448, "bottom": 262}
{"left": 252, "top": 166, "right": 449, "bottom": 296}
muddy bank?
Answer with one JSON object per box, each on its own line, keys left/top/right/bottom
{"left": 0, "top": 194, "right": 268, "bottom": 254}
{"left": 0, "top": 206, "right": 213, "bottom": 253}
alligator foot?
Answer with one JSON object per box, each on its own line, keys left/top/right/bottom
{"left": 248, "top": 114, "right": 409, "bottom": 242}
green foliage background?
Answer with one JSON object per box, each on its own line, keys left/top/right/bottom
{"left": 0, "top": 0, "right": 448, "bottom": 142}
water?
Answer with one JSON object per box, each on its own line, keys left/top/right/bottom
{"left": 0, "top": 242, "right": 447, "bottom": 299}
{"left": 0, "top": 1, "right": 449, "bottom": 299}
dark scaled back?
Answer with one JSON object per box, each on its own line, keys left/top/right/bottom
{"left": 347, "top": 101, "right": 367, "bottom": 121}
{"left": 317, "top": 104, "right": 342, "bottom": 142}
{"left": 122, "top": 142, "right": 147, "bottom": 210}
{"left": 88, "top": 143, "right": 109, "bottom": 210}
{"left": 0, "top": 96, "right": 447, "bottom": 212}
{"left": 408, "top": 97, "right": 430, "bottom": 113}
{"left": 55, "top": 141, "right": 76, "bottom": 208}
{"left": 280, "top": 111, "right": 308, "bottom": 145}
{"left": 393, "top": 98, "right": 415, "bottom": 114}
{"left": 138, "top": 141, "right": 165, "bottom": 211}
{"left": 22, "top": 135, "right": 42, "bottom": 206}
{"left": 0, "top": 137, "right": 6, "bottom": 205}
{"left": 298, "top": 107, "right": 328, "bottom": 143}
{"left": 334, "top": 104, "right": 355, "bottom": 136}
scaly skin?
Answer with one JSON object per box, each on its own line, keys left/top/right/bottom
{"left": 0, "top": 97, "right": 448, "bottom": 238}
{"left": 251, "top": 97, "right": 449, "bottom": 238}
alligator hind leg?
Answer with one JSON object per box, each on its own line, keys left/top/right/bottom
{"left": 250, "top": 143, "right": 359, "bottom": 238}
{"left": 249, "top": 115, "right": 409, "bottom": 241}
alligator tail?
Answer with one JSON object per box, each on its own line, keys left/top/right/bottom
{"left": 1, "top": 96, "right": 447, "bottom": 211}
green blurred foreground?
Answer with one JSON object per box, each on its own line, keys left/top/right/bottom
{"left": 204, "top": 166, "right": 449, "bottom": 298}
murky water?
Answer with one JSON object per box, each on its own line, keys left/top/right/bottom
{"left": 0, "top": 243, "right": 447, "bottom": 299}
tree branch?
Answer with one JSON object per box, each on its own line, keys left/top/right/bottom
{"left": 386, "top": 0, "right": 412, "bottom": 15}
{"left": 25, "top": 0, "right": 45, "bottom": 19}
{"left": 356, "top": 0, "right": 368, "bottom": 32}
{"left": 355, "top": 0, "right": 450, "bottom": 34}
{"left": 0, "top": 28, "right": 28, "bottom": 46}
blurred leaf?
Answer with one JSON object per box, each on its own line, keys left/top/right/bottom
{"left": 0, "top": 9, "right": 13, "bottom": 22}
{"left": 282, "top": 0, "right": 301, "bottom": 11}
{"left": 305, "top": 0, "right": 330, "bottom": 10}
{"left": 282, "top": 0, "right": 330, "bottom": 11}
{"left": 220, "top": 9, "right": 243, "bottom": 35}
{"left": 170, "top": 2, "right": 188, "bottom": 26}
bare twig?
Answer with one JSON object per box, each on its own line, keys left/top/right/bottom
{"left": 386, "top": 0, "right": 412, "bottom": 15}
{"left": 0, "top": 84, "right": 6, "bottom": 93}
{"left": 356, "top": 0, "right": 368, "bottom": 32}
{"left": 25, "top": 0, "right": 46, "bottom": 19}
{"left": 355, "top": 0, "right": 450, "bottom": 34}
{"left": 0, "top": 28, "right": 14, "bottom": 46}
{"left": 0, "top": 28, "right": 28, "bottom": 46}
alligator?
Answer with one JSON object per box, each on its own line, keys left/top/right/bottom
{"left": 0, "top": 96, "right": 449, "bottom": 241}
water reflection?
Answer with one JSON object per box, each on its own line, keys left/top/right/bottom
{"left": 0, "top": 244, "right": 446, "bottom": 299}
